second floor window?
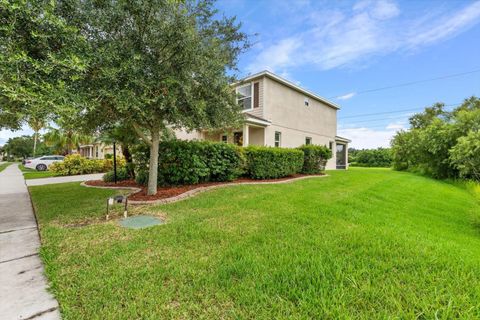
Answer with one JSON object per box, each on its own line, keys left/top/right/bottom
{"left": 237, "top": 84, "right": 252, "bottom": 110}
{"left": 304, "top": 97, "right": 309, "bottom": 106}
{"left": 275, "top": 131, "right": 281, "bottom": 147}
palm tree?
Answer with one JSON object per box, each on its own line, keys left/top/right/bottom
{"left": 27, "top": 116, "right": 46, "bottom": 157}
{"left": 44, "top": 127, "right": 93, "bottom": 155}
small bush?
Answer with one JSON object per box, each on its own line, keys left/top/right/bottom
{"left": 244, "top": 146, "right": 303, "bottom": 179}
{"left": 297, "top": 145, "right": 332, "bottom": 174}
{"left": 103, "top": 168, "right": 130, "bottom": 182}
{"left": 50, "top": 154, "right": 125, "bottom": 176}
{"left": 135, "top": 170, "right": 149, "bottom": 185}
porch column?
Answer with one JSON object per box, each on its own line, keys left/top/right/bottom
{"left": 243, "top": 124, "right": 249, "bottom": 147}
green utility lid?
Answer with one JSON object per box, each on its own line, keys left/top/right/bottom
{"left": 119, "top": 215, "right": 164, "bottom": 229}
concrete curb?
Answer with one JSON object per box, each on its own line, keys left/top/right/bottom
{"left": 81, "top": 174, "right": 328, "bottom": 205}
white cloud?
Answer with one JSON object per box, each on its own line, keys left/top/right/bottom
{"left": 336, "top": 92, "right": 356, "bottom": 100}
{"left": 0, "top": 126, "right": 34, "bottom": 146}
{"left": 247, "top": 0, "right": 480, "bottom": 73}
{"left": 339, "top": 121, "right": 407, "bottom": 148}
{"left": 247, "top": 38, "right": 301, "bottom": 73}
{"left": 406, "top": 1, "right": 480, "bottom": 48}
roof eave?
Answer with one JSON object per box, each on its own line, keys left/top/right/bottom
{"left": 232, "top": 70, "right": 340, "bottom": 110}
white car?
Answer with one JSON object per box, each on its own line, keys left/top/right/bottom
{"left": 24, "top": 155, "right": 65, "bottom": 171}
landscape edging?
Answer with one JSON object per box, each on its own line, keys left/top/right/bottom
{"left": 80, "top": 174, "right": 329, "bottom": 205}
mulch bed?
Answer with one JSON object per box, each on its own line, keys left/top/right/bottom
{"left": 84, "top": 173, "right": 325, "bottom": 202}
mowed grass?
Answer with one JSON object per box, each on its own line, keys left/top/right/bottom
{"left": 0, "top": 162, "right": 12, "bottom": 172}
{"left": 19, "top": 164, "right": 59, "bottom": 179}
{"left": 30, "top": 168, "right": 480, "bottom": 319}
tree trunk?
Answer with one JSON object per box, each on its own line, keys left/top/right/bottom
{"left": 122, "top": 143, "right": 135, "bottom": 179}
{"left": 33, "top": 131, "right": 38, "bottom": 157}
{"left": 147, "top": 130, "right": 160, "bottom": 195}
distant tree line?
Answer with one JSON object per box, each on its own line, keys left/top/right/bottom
{"left": 391, "top": 97, "right": 480, "bottom": 180}
{"left": 2, "top": 135, "right": 53, "bottom": 160}
{"left": 349, "top": 148, "right": 392, "bottom": 167}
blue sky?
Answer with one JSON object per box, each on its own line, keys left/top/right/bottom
{"left": 1, "top": 0, "right": 479, "bottom": 148}
{"left": 218, "top": 0, "right": 480, "bottom": 148}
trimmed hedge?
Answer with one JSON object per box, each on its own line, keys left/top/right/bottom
{"left": 103, "top": 168, "right": 130, "bottom": 182}
{"left": 244, "top": 146, "right": 304, "bottom": 179}
{"left": 50, "top": 154, "right": 126, "bottom": 176}
{"left": 135, "top": 140, "right": 245, "bottom": 186}
{"left": 297, "top": 145, "right": 332, "bottom": 174}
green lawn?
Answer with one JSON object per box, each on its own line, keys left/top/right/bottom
{"left": 30, "top": 168, "right": 480, "bottom": 319}
{"left": 19, "top": 164, "right": 59, "bottom": 179}
{"left": 0, "top": 162, "right": 12, "bottom": 173}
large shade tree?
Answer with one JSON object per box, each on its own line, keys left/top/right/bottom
{"left": 66, "top": 0, "right": 249, "bottom": 194}
{"left": 0, "top": 0, "right": 87, "bottom": 131}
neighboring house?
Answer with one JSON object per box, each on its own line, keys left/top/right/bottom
{"left": 77, "top": 142, "right": 121, "bottom": 159}
{"left": 175, "top": 71, "right": 350, "bottom": 170}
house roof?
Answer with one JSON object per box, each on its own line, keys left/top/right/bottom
{"left": 244, "top": 113, "right": 271, "bottom": 127}
{"left": 335, "top": 135, "right": 351, "bottom": 143}
{"left": 234, "top": 70, "right": 340, "bottom": 110}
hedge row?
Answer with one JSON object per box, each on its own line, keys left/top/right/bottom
{"left": 132, "top": 140, "right": 332, "bottom": 186}
{"left": 244, "top": 146, "right": 304, "bottom": 179}
{"left": 134, "top": 140, "right": 245, "bottom": 186}
{"left": 50, "top": 154, "right": 125, "bottom": 176}
{"left": 298, "top": 145, "right": 332, "bottom": 174}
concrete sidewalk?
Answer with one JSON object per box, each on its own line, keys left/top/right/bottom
{"left": 0, "top": 164, "right": 60, "bottom": 319}
{"left": 26, "top": 173, "right": 103, "bottom": 186}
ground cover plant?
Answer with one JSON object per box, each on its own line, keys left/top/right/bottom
{"left": 30, "top": 168, "right": 480, "bottom": 319}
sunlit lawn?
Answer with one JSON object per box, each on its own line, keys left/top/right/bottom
{"left": 19, "top": 164, "right": 59, "bottom": 179}
{"left": 29, "top": 168, "right": 480, "bottom": 319}
{"left": 0, "top": 162, "right": 12, "bottom": 173}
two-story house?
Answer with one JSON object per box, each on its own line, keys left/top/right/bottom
{"left": 175, "top": 71, "right": 350, "bottom": 170}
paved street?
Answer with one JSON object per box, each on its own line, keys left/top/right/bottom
{"left": 0, "top": 164, "right": 60, "bottom": 319}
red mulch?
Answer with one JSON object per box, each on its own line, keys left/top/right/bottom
{"left": 85, "top": 173, "right": 324, "bottom": 202}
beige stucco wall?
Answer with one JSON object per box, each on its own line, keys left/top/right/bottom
{"left": 260, "top": 76, "right": 338, "bottom": 169}
{"left": 174, "top": 74, "right": 344, "bottom": 170}
{"left": 174, "top": 128, "right": 203, "bottom": 141}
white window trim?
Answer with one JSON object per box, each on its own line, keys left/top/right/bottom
{"left": 237, "top": 83, "right": 253, "bottom": 112}
{"left": 275, "top": 131, "right": 281, "bottom": 147}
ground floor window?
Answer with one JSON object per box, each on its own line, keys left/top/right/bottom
{"left": 275, "top": 131, "right": 281, "bottom": 147}
{"left": 305, "top": 137, "right": 312, "bottom": 145}
{"left": 234, "top": 132, "right": 243, "bottom": 146}
{"left": 221, "top": 134, "right": 228, "bottom": 143}
{"left": 329, "top": 141, "right": 333, "bottom": 150}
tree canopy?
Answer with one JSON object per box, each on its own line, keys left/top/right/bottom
{"left": 391, "top": 96, "right": 480, "bottom": 180}
{"left": 0, "top": 0, "right": 87, "bottom": 130}
{"left": 68, "top": 0, "right": 249, "bottom": 194}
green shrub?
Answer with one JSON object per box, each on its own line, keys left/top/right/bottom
{"left": 134, "top": 140, "right": 245, "bottom": 186}
{"left": 449, "top": 130, "right": 480, "bottom": 180}
{"left": 297, "top": 145, "right": 332, "bottom": 174}
{"left": 50, "top": 154, "right": 125, "bottom": 176}
{"left": 103, "top": 168, "right": 130, "bottom": 182}
{"left": 135, "top": 170, "right": 149, "bottom": 185}
{"left": 349, "top": 148, "right": 392, "bottom": 168}
{"left": 244, "top": 146, "right": 303, "bottom": 179}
